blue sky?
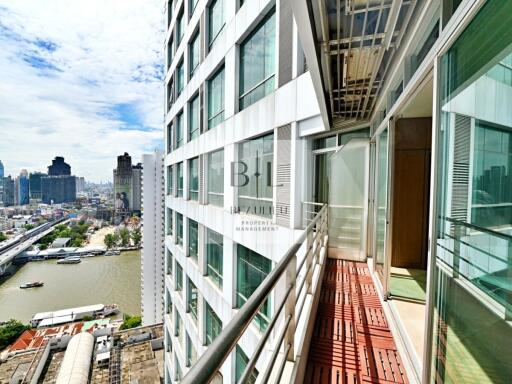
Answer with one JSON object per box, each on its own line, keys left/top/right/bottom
{"left": 0, "top": 1, "right": 164, "bottom": 182}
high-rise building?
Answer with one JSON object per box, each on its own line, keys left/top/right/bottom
{"left": 75, "top": 176, "right": 85, "bottom": 194}
{"left": 0, "top": 160, "right": 4, "bottom": 178}
{"left": 15, "top": 170, "right": 30, "bottom": 206}
{"left": 164, "top": 1, "right": 512, "bottom": 383}
{"left": 29, "top": 172, "right": 46, "bottom": 200}
{"left": 1, "top": 176, "right": 15, "bottom": 207}
{"left": 41, "top": 157, "right": 76, "bottom": 204}
{"left": 113, "top": 153, "right": 142, "bottom": 219}
{"left": 141, "top": 152, "right": 165, "bottom": 326}
{"left": 48, "top": 156, "right": 71, "bottom": 176}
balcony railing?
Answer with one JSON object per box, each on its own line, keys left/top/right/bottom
{"left": 181, "top": 204, "right": 328, "bottom": 384}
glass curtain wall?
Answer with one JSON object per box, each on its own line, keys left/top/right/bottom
{"left": 374, "top": 128, "right": 389, "bottom": 284}
{"left": 237, "top": 133, "right": 274, "bottom": 218}
{"left": 430, "top": 1, "right": 512, "bottom": 382}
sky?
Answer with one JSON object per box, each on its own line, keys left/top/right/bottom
{"left": 0, "top": 0, "right": 165, "bottom": 182}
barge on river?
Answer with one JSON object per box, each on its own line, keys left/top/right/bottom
{"left": 30, "top": 303, "right": 119, "bottom": 327}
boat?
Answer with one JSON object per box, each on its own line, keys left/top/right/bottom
{"left": 57, "top": 256, "right": 81, "bottom": 264}
{"left": 30, "top": 303, "right": 120, "bottom": 327}
{"left": 104, "top": 250, "right": 120, "bottom": 256}
{"left": 20, "top": 281, "right": 44, "bottom": 289}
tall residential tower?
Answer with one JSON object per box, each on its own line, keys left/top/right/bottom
{"left": 164, "top": 1, "right": 512, "bottom": 383}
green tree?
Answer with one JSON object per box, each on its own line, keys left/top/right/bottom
{"left": 104, "top": 233, "right": 118, "bottom": 249}
{"left": 119, "top": 228, "right": 131, "bottom": 247}
{"left": 0, "top": 320, "right": 31, "bottom": 350}
{"left": 0, "top": 232, "right": 6, "bottom": 242}
{"left": 22, "top": 224, "right": 34, "bottom": 230}
{"left": 119, "top": 315, "right": 142, "bottom": 330}
{"left": 131, "top": 228, "right": 142, "bottom": 247}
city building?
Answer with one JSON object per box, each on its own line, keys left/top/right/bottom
{"left": 141, "top": 152, "right": 165, "bottom": 326}
{"left": 0, "top": 160, "right": 4, "bottom": 178}
{"left": 1, "top": 176, "right": 15, "bottom": 207}
{"left": 75, "top": 176, "right": 86, "bottom": 194}
{"left": 15, "top": 169, "right": 30, "bottom": 206}
{"left": 163, "top": 0, "right": 512, "bottom": 384}
{"left": 113, "top": 153, "right": 142, "bottom": 220}
{"left": 41, "top": 157, "right": 77, "bottom": 204}
{"left": 29, "top": 171, "right": 47, "bottom": 200}
{"left": 48, "top": 156, "right": 71, "bottom": 176}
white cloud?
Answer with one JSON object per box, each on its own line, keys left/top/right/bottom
{"left": 0, "top": 0, "right": 165, "bottom": 182}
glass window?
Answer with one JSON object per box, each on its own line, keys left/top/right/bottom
{"left": 177, "top": 60, "right": 184, "bottom": 96}
{"left": 235, "top": 345, "right": 258, "bottom": 384}
{"left": 431, "top": 1, "right": 512, "bottom": 382}
{"left": 186, "top": 333, "right": 197, "bottom": 367}
{"left": 206, "top": 228, "right": 223, "bottom": 288}
{"left": 167, "top": 38, "right": 174, "bottom": 69}
{"left": 166, "top": 288, "right": 173, "bottom": 316}
{"left": 189, "top": 31, "right": 200, "bottom": 76}
{"left": 177, "top": 162, "right": 184, "bottom": 197}
{"left": 175, "top": 312, "right": 184, "bottom": 351}
{"left": 208, "top": 0, "right": 224, "bottom": 47}
{"left": 189, "top": 0, "right": 199, "bottom": 17}
{"left": 188, "top": 95, "right": 200, "bottom": 141}
{"left": 167, "top": 166, "right": 176, "bottom": 197}
{"left": 176, "top": 112, "right": 184, "bottom": 148}
{"left": 188, "top": 219, "right": 198, "bottom": 261}
{"left": 167, "top": 0, "right": 173, "bottom": 26}
{"left": 166, "top": 249, "right": 173, "bottom": 275}
{"left": 236, "top": 244, "right": 271, "bottom": 330}
{"left": 175, "top": 261, "right": 183, "bottom": 291}
{"left": 239, "top": 10, "right": 275, "bottom": 109}
{"left": 207, "top": 150, "right": 224, "bottom": 206}
{"left": 187, "top": 278, "right": 198, "bottom": 322}
{"left": 176, "top": 212, "right": 183, "bottom": 246}
{"left": 166, "top": 208, "right": 173, "bottom": 236}
{"left": 167, "top": 79, "right": 174, "bottom": 111}
{"left": 167, "top": 123, "right": 173, "bottom": 153}
{"left": 208, "top": 67, "right": 225, "bottom": 129}
{"left": 175, "top": 357, "right": 182, "bottom": 381}
{"left": 189, "top": 157, "right": 199, "bottom": 201}
{"left": 237, "top": 133, "right": 274, "bottom": 218}
{"left": 205, "top": 302, "right": 222, "bottom": 345}
{"left": 176, "top": 10, "right": 184, "bottom": 44}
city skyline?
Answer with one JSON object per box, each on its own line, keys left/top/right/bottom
{"left": 0, "top": 1, "right": 164, "bottom": 182}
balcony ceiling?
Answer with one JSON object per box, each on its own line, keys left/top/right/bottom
{"left": 309, "top": 0, "right": 417, "bottom": 128}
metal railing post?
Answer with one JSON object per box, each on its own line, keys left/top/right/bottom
{"left": 284, "top": 254, "right": 297, "bottom": 361}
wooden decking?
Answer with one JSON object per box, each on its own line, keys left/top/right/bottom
{"left": 305, "top": 259, "right": 409, "bottom": 384}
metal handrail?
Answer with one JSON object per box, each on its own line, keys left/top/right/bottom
{"left": 181, "top": 204, "right": 328, "bottom": 384}
{"left": 442, "top": 216, "right": 512, "bottom": 241}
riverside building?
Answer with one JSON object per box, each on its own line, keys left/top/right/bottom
{"left": 163, "top": 0, "right": 512, "bottom": 383}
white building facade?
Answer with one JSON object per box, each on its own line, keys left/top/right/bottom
{"left": 142, "top": 152, "right": 165, "bottom": 326}
{"left": 163, "top": 0, "right": 325, "bottom": 381}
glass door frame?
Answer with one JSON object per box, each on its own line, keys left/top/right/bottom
{"left": 371, "top": 119, "right": 395, "bottom": 297}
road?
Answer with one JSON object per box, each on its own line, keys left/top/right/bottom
{"left": 0, "top": 219, "right": 68, "bottom": 275}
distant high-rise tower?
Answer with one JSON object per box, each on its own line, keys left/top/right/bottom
{"left": 48, "top": 156, "right": 71, "bottom": 176}
{"left": 0, "top": 160, "right": 4, "bottom": 178}
{"left": 113, "top": 153, "right": 142, "bottom": 219}
{"left": 29, "top": 172, "right": 47, "bottom": 200}
{"left": 141, "top": 152, "right": 165, "bottom": 325}
{"left": 41, "top": 157, "right": 76, "bottom": 204}
{"left": 16, "top": 170, "right": 30, "bottom": 205}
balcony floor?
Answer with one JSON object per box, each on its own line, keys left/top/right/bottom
{"left": 305, "top": 259, "right": 409, "bottom": 383}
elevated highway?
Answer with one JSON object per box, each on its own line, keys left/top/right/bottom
{"left": 0, "top": 218, "right": 68, "bottom": 275}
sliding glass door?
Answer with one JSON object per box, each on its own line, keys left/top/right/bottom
{"left": 374, "top": 128, "right": 389, "bottom": 286}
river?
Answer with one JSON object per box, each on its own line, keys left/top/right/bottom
{"left": 0, "top": 250, "right": 141, "bottom": 323}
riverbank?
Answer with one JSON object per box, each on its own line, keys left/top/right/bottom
{"left": 88, "top": 226, "right": 115, "bottom": 246}
{"left": 0, "top": 250, "right": 141, "bottom": 323}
